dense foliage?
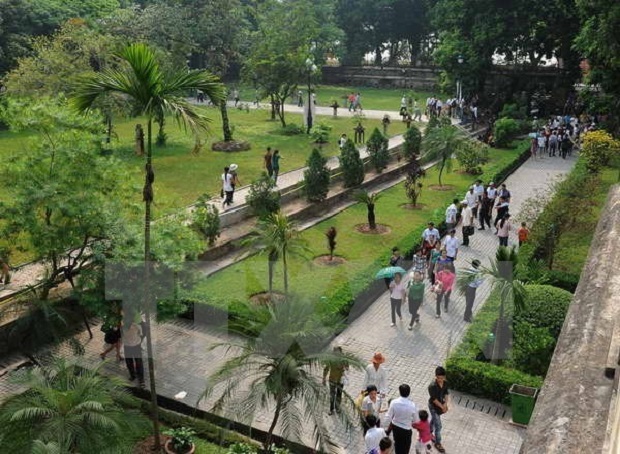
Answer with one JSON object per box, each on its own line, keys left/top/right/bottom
{"left": 366, "top": 127, "right": 389, "bottom": 173}
{"left": 303, "top": 148, "right": 331, "bottom": 203}
{"left": 339, "top": 138, "right": 365, "bottom": 187}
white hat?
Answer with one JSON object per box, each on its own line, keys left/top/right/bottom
{"left": 229, "top": 163, "right": 238, "bottom": 171}
{"left": 461, "top": 200, "right": 469, "bottom": 205}
{"left": 489, "top": 181, "right": 495, "bottom": 186}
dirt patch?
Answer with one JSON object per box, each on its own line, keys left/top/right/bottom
{"left": 354, "top": 224, "right": 392, "bottom": 235}
{"left": 313, "top": 255, "right": 347, "bottom": 266}
{"left": 134, "top": 436, "right": 168, "bottom": 454}
{"left": 428, "top": 184, "right": 455, "bottom": 191}
{"left": 399, "top": 203, "right": 427, "bottom": 210}
{"left": 211, "top": 140, "right": 252, "bottom": 152}
{"left": 249, "top": 291, "right": 286, "bottom": 305}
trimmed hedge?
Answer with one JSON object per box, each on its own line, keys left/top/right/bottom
{"left": 446, "top": 285, "right": 572, "bottom": 404}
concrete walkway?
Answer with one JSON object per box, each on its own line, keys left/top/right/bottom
{"left": 0, "top": 153, "right": 577, "bottom": 454}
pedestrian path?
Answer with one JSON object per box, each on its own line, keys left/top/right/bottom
{"left": 0, "top": 153, "right": 577, "bottom": 454}
{"left": 325, "top": 153, "right": 577, "bottom": 453}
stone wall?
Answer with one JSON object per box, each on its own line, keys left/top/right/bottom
{"left": 520, "top": 185, "right": 620, "bottom": 453}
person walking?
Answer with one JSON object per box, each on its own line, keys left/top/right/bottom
{"left": 463, "top": 259, "right": 483, "bottom": 322}
{"left": 428, "top": 243, "right": 442, "bottom": 285}
{"left": 478, "top": 190, "right": 493, "bottom": 230}
{"left": 385, "top": 384, "right": 419, "bottom": 454}
{"left": 460, "top": 201, "right": 474, "bottom": 247}
{"left": 322, "top": 346, "right": 348, "bottom": 415}
{"left": 384, "top": 247, "right": 402, "bottom": 289}
{"left": 229, "top": 163, "right": 240, "bottom": 202}
{"left": 407, "top": 271, "right": 425, "bottom": 329}
{"left": 264, "top": 147, "right": 273, "bottom": 178}
{"left": 496, "top": 213, "right": 512, "bottom": 247}
{"left": 518, "top": 222, "right": 530, "bottom": 247}
{"left": 444, "top": 199, "right": 459, "bottom": 232}
{"left": 493, "top": 197, "right": 510, "bottom": 231}
{"left": 434, "top": 264, "right": 455, "bottom": 317}
{"left": 442, "top": 229, "right": 459, "bottom": 262}
{"left": 369, "top": 437, "right": 393, "bottom": 454}
{"left": 365, "top": 414, "right": 387, "bottom": 451}
{"left": 389, "top": 272, "right": 406, "bottom": 327}
{"left": 100, "top": 323, "right": 122, "bottom": 362}
{"left": 428, "top": 367, "right": 450, "bottom": 454}
{"left": 362, "top": 352, "right": 389, "bottom": 398}
{"left": 413, "top": 410, "right": 434, "bottom": 454}
{"left": 271, "top": 149, "right": 281, "bottom": 183}
{"left": 122, "top": 317, "right": 144, "bottom": 387}
{"left": 421, "top": 222, "right": 440, "bottom": 258}
{"left": 221, "top": 166, "right": 234, "bottom": 208}
{"left": 412, "top": 247, "right": 426, "bottom": 276}
{"left": 362, "top": 385, "right": 384, "bottom": 424}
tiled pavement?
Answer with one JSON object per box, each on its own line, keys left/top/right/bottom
{"left": 0, "top": 153, "right": 577, "bottom": 453}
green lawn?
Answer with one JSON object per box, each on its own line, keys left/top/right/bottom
{"left": 553, "top": 167, "right": 617, "bottom": 275}
{"left": 231, "top": 84, "right": 437, "bottom": 112}
{"left": 189, "top": 144, "right": 524, "bottom": 309}
{"left": 0, "top": 107, "right": 407, "bottom": 216}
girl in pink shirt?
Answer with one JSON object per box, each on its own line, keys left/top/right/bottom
{"left": 433, "top": 265, "right": 455, "bottom": 318}
{"left": 413, "top": 409, "right": 433, "bottom": 453}
{"left": 496, "top": 214, "right": 512, "bottom": 247}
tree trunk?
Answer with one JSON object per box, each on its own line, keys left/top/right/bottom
{"left": 143, "top": 118, "right": 162, "bottom": 450}
{"left": 438, "top": 159, "right": 445, "bottom": 187}
{"left": 220, "top": 101, "right": 233, "bottom": 141}
{"left": 368, "top": 205, "right": 376, "bottom": 230}
{"left": 283, "top": 250, "right": 288, "bottom": 294}
{"left": 277, "top": 98, "right": 286, "bottom": 128}
{"left": 268, "top": 258, "right": 275, "bottom": 297}
{"left": 270, "top": 94, "right": 276, "bottom": 120}
{"left": 375, "top": 47, "right": 382, "bottom": 66}
{"left": 265, "top": 396, "right": 284, "bottom": 450}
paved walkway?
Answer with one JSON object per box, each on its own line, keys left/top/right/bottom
{"left": 0, "top": 153, "right": 577, "bottom": 454}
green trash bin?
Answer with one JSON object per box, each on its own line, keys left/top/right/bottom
{"left": 509, "top": 384, "right": 538, "bottom": 425}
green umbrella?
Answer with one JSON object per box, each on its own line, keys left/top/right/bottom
{"left": 375, "top": 266, "right": 407, "bottom": 279}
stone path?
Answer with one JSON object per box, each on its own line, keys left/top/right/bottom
{"left": 0, "top": 153, "right": 577, "bottom": 454}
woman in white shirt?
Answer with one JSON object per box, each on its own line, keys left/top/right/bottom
{"left": 221, "top": 166, "right": 234, "bottom": 207}
{"left": 389, "top": 272, "right": 405, "bottom": 327}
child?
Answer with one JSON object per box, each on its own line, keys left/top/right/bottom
{"left": 517, "top": 222, "right": 530, "bottom": 247}
{"left": 428, "top": 243, "right": 442, "bottom": 285}
{"left": 412, "top": 247, "right": 426, "bottom": 275}
{"left": 407, "top": 271, "right": 425, "bottom": 329}
{"left": 413, "top": 409, "right": 433, "bottom": 454}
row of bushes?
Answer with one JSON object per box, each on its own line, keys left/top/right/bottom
{"left": 181, "top": 144, "right": 532, "bottom": 326}
{"left": 446, "top": 285, "right": 573, "bottom": 404}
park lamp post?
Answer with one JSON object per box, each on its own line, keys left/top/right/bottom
{"left": 305, "top": 57, "right": 317, "bottom": 134}
{"left": 457, "top": 54, "right": 464, "bottom": 118}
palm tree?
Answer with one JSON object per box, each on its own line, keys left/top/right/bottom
{"left": 71, "top": 43, "right": 225, "bottom": 449}
{"left": 0, "top": 358, "right": 148, "bottom": 453}
{"left": 355, "top": 190, "right": 382, "bottom": 230}
{"left": 422, "top": 125, "right": 469, "bottom": 187}
{"left": 201, "top": 298, "right": 363, "bottom": 451}
{"left": 457, "top": 246, "right": 526, "bottom": 364}
{"left": 242, "top": 212, "right": 310, "bottom": 295}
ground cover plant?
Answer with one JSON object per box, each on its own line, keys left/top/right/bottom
{"left": 185, "top": 144, "right": 524, "bottom": 317}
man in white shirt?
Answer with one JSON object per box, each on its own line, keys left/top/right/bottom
{"left": 486, "top": 182, "right": 497, "bottom": 202}
{"left": 385, "top": 384, "right": 419, "bottom": 454}
{"left": 472, "top": 179, "right": 484, "bottom": 213}
{"left": 421, "top": 222, "right": 440, "bottom": 258}
{"left": 465, "top": 186, "right": 477, "bottom": 213}
{"left": 365, "top": 415, "right": 387, "bottom": 452}
{"left": 444, "top": 198, "right": 459, "bottom": 232}
{"left": 443, "top": 229, "right": 459, "bottom": 261}
{"left": 460, "top": 201, "right": 474, "bottom": 247}
{"left": 362, "top": 352, "right": 389, "bottom": 397}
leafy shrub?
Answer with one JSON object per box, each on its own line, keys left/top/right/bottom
{"left": 281, "top": 123, "right": 304, "bottom": 136}
{"left": 163, "top": 426, "right": 195, "bottom": 453}
{"left": 516, "top": 285, "right": 572, "bottom": 337}
{"left": 511, "top": 321, "right": 556, "bottom": 376}
{"left": 424, "top": 115, "right": 440, "bottom": 135}
{"left": 310, "top": 122, "right": 332, "bottom": 144}
{"left": 338, "top": 138, "right": 364, "bottom": 187}
{"left": 303, "top": 148, "right": 330, "bottom": 203}
{"left": 402, "top": 125, "right": 422, "bottom": 161}
{"left": 498, "top": 102, "right": 527, "bottom": 120}
{"left": 580, "top": 130, "right": 620, "bottom": 173}
{"left": 446, "top": 356, "right": 542, "bottom": 405}
{"left": 455, "top": 140, "right": 489, "bottom": 174}
{"left": 227, "top": 443, "right": 291, "bottom": 454}
{"left": 191, "top": 195, "right": 220, "bottom": 246}
{"left": 366, "top": 127, "right": 389, "bottom": 172}
{"left": 245, "top": 173, "right": 280, "bottom": 219}
{"left": 493, "top": 118, "right": 520, "bottom": 148}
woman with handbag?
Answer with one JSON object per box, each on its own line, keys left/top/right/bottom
{"left": 433, "top": 264, "right": 455, "bottom": 318}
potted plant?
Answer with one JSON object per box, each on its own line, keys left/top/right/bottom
{"left": 164, "top": 427, "right": 196, "bottom": 454}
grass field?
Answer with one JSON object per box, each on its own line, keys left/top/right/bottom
{"left": 0, "top": 106, "right": 408, "bottom": 215}
{"left": 189, "top": 143, "right": 525, "bottom": 309}
{"left": 232, "top": 84, "right": 437, "bottom": 112}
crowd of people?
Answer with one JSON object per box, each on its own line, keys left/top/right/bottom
{"left": 530, "top": 113, "right": 597, "bottom": 160}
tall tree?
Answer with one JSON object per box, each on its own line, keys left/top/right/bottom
{"left": 72, "top": 43, "right": 225, "bottom": 450}
{"left": 202, "top": 297, "right": 363, "bottom": 451}
{"left": 0, "top": 357, "right": 148, "bottom": 453}
{"left": 422, "top": 125, "right": 470, "bottom": 187}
